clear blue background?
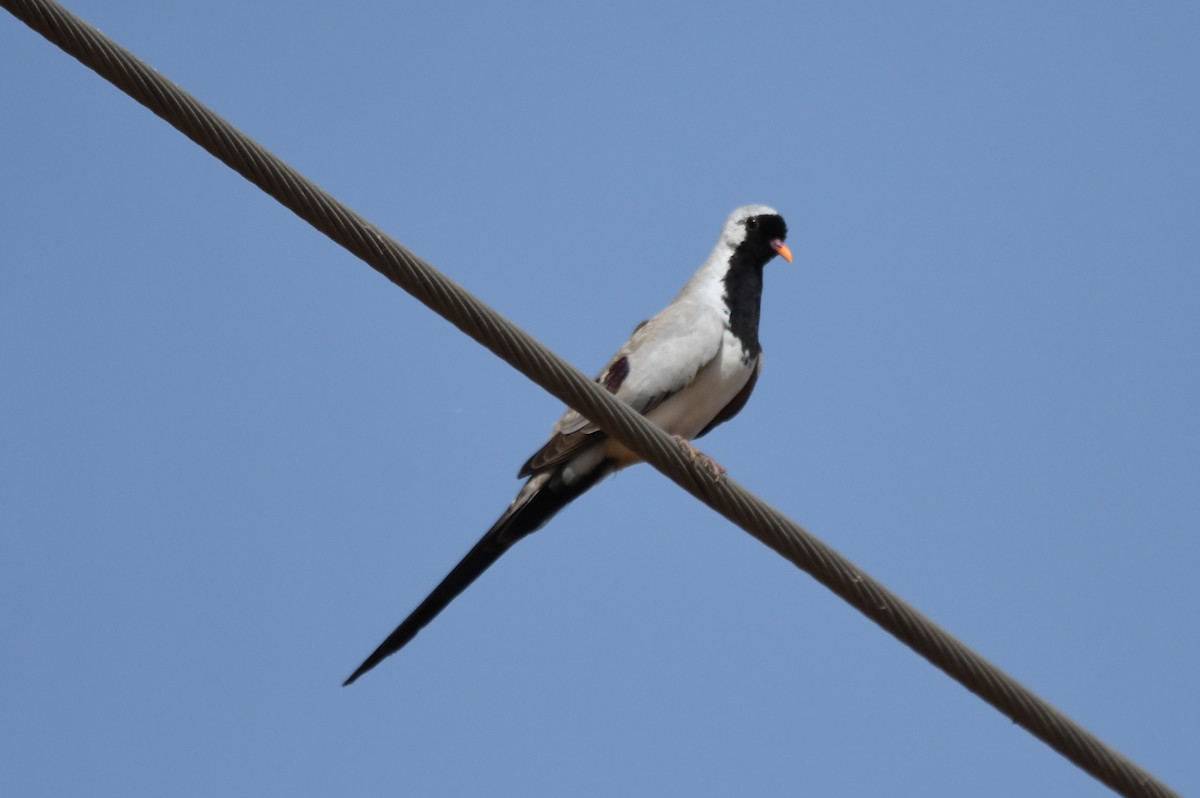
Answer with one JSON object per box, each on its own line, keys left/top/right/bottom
{"left": 2, "top": 2, "right": 1196, "bottom": 796}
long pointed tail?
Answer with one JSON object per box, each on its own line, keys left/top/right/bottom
{"left": 342, "top": 528, "right": 516, "bottom": 686}
{"left": 343, "top": 460, "right": 613, "bottom": 686}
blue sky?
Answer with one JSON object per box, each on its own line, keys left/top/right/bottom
{"left": 2, "top": 2, "right": 1196, "bottom": 796}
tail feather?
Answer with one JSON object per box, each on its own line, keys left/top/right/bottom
{"left": 342, "top": 526, "right": 516, "bottom": 686}
{"left": 343, "top": 460, "right": 614, "bottom": 686}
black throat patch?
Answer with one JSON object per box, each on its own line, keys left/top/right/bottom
{"left": 722, "top": 253, "right": 765, "bottom": 361}
{"left": 722, "top": 214, "right": 787, "bottom": 362}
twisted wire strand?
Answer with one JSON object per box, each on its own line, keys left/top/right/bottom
{"left": 1, "top": 2, "right": 1179, "bottom": 796}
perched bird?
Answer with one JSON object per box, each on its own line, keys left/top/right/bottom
{"left": 344, "top": 205, "right": 792, "bottom": 685}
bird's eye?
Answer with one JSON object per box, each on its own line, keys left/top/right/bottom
{"left": 744, "top": 217, "right": 759, "bottom": 231}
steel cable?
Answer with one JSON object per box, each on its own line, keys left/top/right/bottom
{"left": 1, "top": 2, "right": 1180, "bottom": 796}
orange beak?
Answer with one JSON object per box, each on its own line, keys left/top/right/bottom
{"left": 771, "top": 240, "right": 793, "bottom": 263}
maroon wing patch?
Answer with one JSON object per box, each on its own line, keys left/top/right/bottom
{"left": 518, "top": 355, "right": 631, "bottom": 478}
{"left": 603, "top": 356, "right": 630, "bottom": 393}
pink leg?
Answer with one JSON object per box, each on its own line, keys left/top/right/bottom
{"left": 672, "top": 435, "right": 726, "bottom": 478}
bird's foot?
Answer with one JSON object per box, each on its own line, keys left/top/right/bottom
{"left": 672, "top": 435, "right": 726, "bottom": 479}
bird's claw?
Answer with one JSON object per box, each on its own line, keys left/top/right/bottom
{"left": 672, "top": 435, "right": 727, "bottom": 480}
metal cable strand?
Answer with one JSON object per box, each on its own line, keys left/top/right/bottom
{"left": 1, "top": 2, "right": 1179, "bottom": 796}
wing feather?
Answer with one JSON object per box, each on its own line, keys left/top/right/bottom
{"left": 519, "top": 300, "right": 725, "bottom": 477}
{"left": 695, "top": 353, "right": 761, "bottom": 439}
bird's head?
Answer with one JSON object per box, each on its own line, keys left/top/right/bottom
{"left": 722, "top": 205, "right": 792, "bottom": 265}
